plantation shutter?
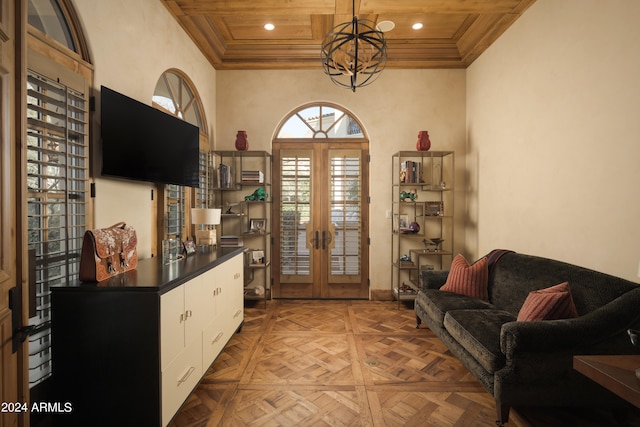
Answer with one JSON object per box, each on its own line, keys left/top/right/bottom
{"left": 26, "top": 70, "right": 89, "bottom": 387}
{"left": 280, "top": 153, "right": 312, "bottom": 278}
{"left": 328, "top": 151, "right": 361, "bottom": 277}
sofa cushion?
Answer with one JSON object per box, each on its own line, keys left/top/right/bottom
{"left": 517, "top": 282, "right": 578, "bottom": 321}
{"left": 417, "top": 289, "right": 494, "bottom": 328}
{"left": 440, "top": 254, "right": 489, "bottom": 301}
{"left": 444, "top": 309, "right": 516, "bottom": 373}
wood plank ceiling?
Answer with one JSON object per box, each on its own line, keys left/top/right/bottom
{"left": 161, "top": 0, "right": 536, "bottom": 70}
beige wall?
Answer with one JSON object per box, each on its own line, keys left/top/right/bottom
{"left": 466, "top": 0, "right": 640, "bottom": 281}
{"left": 70, "top": 0, "right": 640, "bottom": 291}
{"left": 72, "top": 0, "right": 217, "bottom": 258}
{"left": 216, "top": 69, "right": 466, "bottom": 292}
{"left": 69, "top": 0, "right": 468, "bottom": 291}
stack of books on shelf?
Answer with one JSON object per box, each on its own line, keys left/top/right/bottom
{"left": 400, "top": 161, "right": 422, "bottom": 184}
{"left": 241, "top": 170, "right": 264, "bottom": 183}
{"left": 217, "top": 163, "right": 234, "bottom": 188}
{"left": 220, "top": 235, "right": 243, "bottom": 247}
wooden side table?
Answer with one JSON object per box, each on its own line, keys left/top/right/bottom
{"left": 573, "top": 355, "right": 640, "bottom": 408}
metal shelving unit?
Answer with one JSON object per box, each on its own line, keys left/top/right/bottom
{"left": 212, "top": 150, "right": 272, "bottom": 304}
{"left": 391, "top": 151, "right": 455, "bottom": 307}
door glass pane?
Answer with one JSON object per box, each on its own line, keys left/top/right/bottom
{"left": 329, "top": 151, "right": 361, "bottom": 277}
{"left": 280, "top": 154, "right": 311, "bottom": 276}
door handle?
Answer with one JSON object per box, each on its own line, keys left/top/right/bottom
{"left": 322, "top": 230, "right": 333, "bottom": 250}
{"left": 9, "top": 286, "right": 43, "bottom": 353}
{"left": 307, "top": 228, "right": 319, "bottom": 250}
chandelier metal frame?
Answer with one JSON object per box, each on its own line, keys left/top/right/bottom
{"left": 320, "top": 0, "right": 387, "bottom": 92}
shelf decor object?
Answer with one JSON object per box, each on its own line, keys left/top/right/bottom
{"left": 320, "top": 0, "right": 387, "bottom": 92}
{"left": 235, "top": 130, "right": 248, "bottom": 151}
{"left": 416, "top": 130, "right": 431, "bottom": 151}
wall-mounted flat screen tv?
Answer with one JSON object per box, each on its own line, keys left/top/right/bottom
{"left": 100, "top": 85, "right": 200, "bottom": 187}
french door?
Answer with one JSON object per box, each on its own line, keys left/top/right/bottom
{"left": 272, "top": 141, "right": 369, "bottom": 298}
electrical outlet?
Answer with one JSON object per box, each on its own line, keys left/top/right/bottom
{"left": 385, "top": 209, "right": 391, "bottom": 219}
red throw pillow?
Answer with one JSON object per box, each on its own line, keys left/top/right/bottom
{"left": 440, "top": 254, "right": 489, "bottom": 301}
{"left": 517, "top": 282, "right": 578, "bottom": 321}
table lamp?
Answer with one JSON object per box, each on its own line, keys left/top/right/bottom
{"left": 191, "top": 208, "right": 221, "bottom": 251}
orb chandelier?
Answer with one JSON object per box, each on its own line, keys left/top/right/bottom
{"left": 321, "top": 0, "right": 387, "bottom": 92}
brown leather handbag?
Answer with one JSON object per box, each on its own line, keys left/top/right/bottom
{"left": 79, "top": 222, "right": 138, "bottom": 282}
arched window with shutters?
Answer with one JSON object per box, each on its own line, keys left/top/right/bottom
{"left": 26, "top": 0, "right": 92, "bottom": 390}
{"left": 152, "top": 70, "right": 209, "bottom": 249}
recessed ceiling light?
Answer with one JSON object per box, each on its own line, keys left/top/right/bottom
{"left": 412, "top": 23, "right": 423, "bottom": 30}
{"left": 264, "top": 23, "right": 275, "bottom": 31}
{"left": 376, "top": 20, "right": 395, "bottom": 32}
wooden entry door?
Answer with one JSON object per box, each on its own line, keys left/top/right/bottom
{"left": 273, "top": 141, "right": 369, "bottom": 299}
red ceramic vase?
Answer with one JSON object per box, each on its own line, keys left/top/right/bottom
{"left": 235, "top": 131, "right": 248, "bottom": 151}
{"left": 416, "top": 131, "right": 431, "bottom": 151}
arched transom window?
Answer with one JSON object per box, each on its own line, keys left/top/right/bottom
{"left": 276, "top": 104, "right": 365, "bottom": 139}
{"left": 153, "top": 69, "right": 205, "bottom": 130}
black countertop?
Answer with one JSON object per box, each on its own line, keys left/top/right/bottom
{"left": 52, "top": 247, "right": 244, "bottom": 294}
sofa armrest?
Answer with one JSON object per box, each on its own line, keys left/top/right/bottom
{"left": 419, "top": 269, "right": 449, "bottom": 292}
{"left": 500, "top": 287, "right": 640, "bottom": 356}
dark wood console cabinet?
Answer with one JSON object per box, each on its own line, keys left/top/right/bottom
{"left": 50, "top": 248, "right": 244, "bottom": 427}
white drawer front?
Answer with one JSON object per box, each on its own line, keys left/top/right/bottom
{"left": 161, "top": 338, "right": 202, "bottom": 426}
{"left": 202, "top": 319, "right": 227, "bottom": 369}
{"left": 224, "top": 307, "right": 244, "bottom": 340}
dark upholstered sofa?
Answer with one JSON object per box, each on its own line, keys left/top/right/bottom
{"left": 414, "top": 250, "right": 640, "bottom": 425}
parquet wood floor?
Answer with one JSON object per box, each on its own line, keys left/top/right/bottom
{"left": 169, "top": 300, "right": 640, "bottom": 427}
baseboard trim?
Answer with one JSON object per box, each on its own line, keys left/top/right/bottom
{"left": 370, "top": 289, "right": 393, "bottom": 301}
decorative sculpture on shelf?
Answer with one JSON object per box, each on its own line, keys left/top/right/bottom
{"left": 416, "top": 130, "right": 431, "bottom": 151}
{"left": 245, "top": 188, "right": 268, "bottom": 201}
{"left": 235, "top": 130, "right": 248, "bottom": 151}
{"left": 400, "top": 189, "right": 417, "bottom": 202}
{"left": 408, "top": 221, "right": 420, "bottom": 233}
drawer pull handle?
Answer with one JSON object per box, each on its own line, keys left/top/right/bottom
{"left": 233, "top": 309, "right": 242, "bottom": 318}
{"left": 186, "top": 310, "right": 193, "bottom": 318}
{"left": 212, "top": 332, "right": 224, "bottom": 344}
{"left": 180, "top": 313, "right": 185, "bottom": 323}
{"left": 177, "top": 366, "right": 195, "bottom": 386}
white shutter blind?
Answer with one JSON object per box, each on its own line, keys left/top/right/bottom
{"left": 280, "top": 154, "right": 311, "bottom": 276}
{"left": 165, "top": 185, "right": 185, "bottom": 239}
{"left": 26, "top": 70, "right": 88, "bottom": 387}
{"left": 329, "top": 153, "right": 361, "bottom": 276}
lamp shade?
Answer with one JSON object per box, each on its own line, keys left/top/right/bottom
{"left": 191, "top": 208, "right": 221, "bottom": 225}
